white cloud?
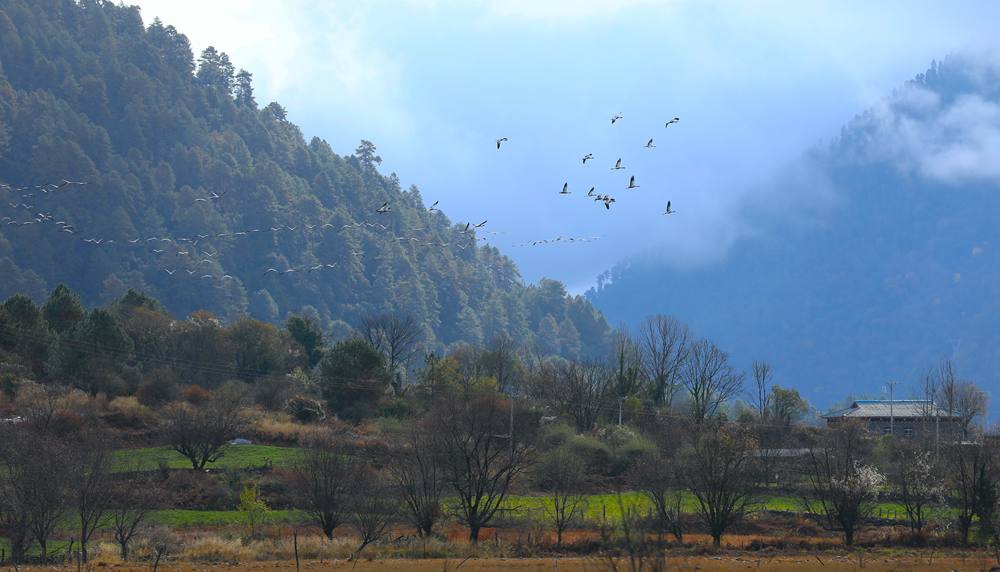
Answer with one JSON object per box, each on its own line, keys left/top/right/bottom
{"left": 851, "top": 55, "right": 1000, "bottom": 185}
{"left": 130, "top": 0, "right": 412, "bottom": 140}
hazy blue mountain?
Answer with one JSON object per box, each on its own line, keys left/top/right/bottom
{"left": 588, "top": 56, "right": 1000, "bottom": 415}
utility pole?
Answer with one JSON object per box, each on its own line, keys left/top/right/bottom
{"left": 886, "top": 380, "right": 898, "bottom": 436}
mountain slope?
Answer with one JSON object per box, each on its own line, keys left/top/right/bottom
{"left": 588, "top": 56, "right": 1000, "bottom": 412}
{"left": 0, "top": 0, "right": 610, "bottom": 357}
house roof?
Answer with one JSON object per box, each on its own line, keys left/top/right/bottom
{"left": 824, "top": 400, "right": 958, "bottom": 420}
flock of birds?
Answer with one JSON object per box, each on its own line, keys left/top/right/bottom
{"left": 0, "top": 111, "right": 682, "bottom": 287}
{"left": 0, "top": 180, "right": 502, "bottom": 286}
{"left": 497, "top": 114, "right": 680, "bottom": 215}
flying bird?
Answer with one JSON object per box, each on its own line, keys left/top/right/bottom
{"left": 612, "top": 158, "right": 624, "bottom": 170}
{"left": 663, "top": 201, "right": 676, "bottom": 215}
{"left": 587, "top": 186, "right": 595, "bottom": 197}
{"left": 474, "top": 220, "right": 487, "bottom": 228}
{"left": 163, "top": 269, "right": 176, "bottom": 275}
{"left": 428, "top": 200, "right": 439, "bottom": 212}
{"left": 645, "top": 138, "right": 655, "bottom": 148}
{"left": 665, "top": 117, "right": 680, "bottom": 127}
{"left": 496, "top": 137, "right": 508, "bottom": 150}
{"left": 611, "top": 113, "right": 623, "bottom": 124}
{"left": 627, "top": 175, "right": 639, "bottom": 189}
{"left": 375, "top": 201, "right": 390, "bottom": 214}
{"left": 582, "top": 153, "right": 593, "bottom": 164}
{"left": 263, "top": 268, "right": 280, "bottom": 276}
{"left": 560, "top": 183, "right": 570, "bottom": 195}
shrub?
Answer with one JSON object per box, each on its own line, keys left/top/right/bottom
{"left": 182, "top": 384, "right": 213, "bottom": 405}
{"left": 284, "top": 395, "right": 325, "bottom": 423}
{"left": 104, "top": 395, "right": 156, "bottom": 429}
{"left": 137, "top": 368, "right": 179, "bottom": 407}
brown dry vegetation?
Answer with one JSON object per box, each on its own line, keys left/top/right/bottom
{"left": 14, "top": 554, "right": 1000, "bottom": 572}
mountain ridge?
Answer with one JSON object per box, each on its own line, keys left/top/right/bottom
{"left": 0, "top": 0, "right": 610, "bottom": 358}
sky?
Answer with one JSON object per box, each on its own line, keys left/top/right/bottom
{"left": 129, "top": 0, "right": 1000, "bottom": 292}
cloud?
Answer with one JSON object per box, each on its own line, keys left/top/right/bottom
{"left": 849, "top": 55, "right": 1000, "bottom": 185}
{"left": 130, "top": 1, "right": 412, "bottom": 140}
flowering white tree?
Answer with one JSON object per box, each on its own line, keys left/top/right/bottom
{"left": 890, "top": 445, "right": 944, "bottom": 531}
{"left": 804, "top": 421, "right": 884, "bottom": 545}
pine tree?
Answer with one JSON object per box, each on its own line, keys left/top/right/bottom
{"left": 234, "top": 69, "right": 256, "bottom": 107}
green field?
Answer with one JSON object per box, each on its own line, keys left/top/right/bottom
{"left": 114, "top": 444, "right": 302, "bottom": 471}
{"left": 149, "top": 509, "right": 306, "bottom": 527}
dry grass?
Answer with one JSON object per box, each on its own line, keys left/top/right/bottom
{"left": 18, "top": 554, "right": 997, "bottom": 571}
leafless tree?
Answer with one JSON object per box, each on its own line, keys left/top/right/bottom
{"left": 682, "top": 424, "right": 761, "bottom": 546}
{"left": 0, "top": 425, "right": 71, "bottom": 562}
{"left": 535, "top": 446, "right": 586, "bottom": 548}
{"left": 599, "top": 492, "right": 667, "bottom": 572}
{"left": 480, "top": 333, "right": 521, "bottom": 394}
{"left": 109, "top": 469, "right": 155, "bottom": 561}
{"left": 749, "top": 360, "right": 773, "bottom": 420}
{"left": 802, "top": 420, "right": 884, "bottom": 545}
{"left": 611, "top": 329, "right": 644, "bottom": 400}
{"left": 432, "top": 391, "right": 533, "bottom": 543}
{"left": 946, "top": 440, "right": 996, "bottom": 544}
{"left": 70, "top": 430, "right": 117, "bottom": 561}
{"left": 554, "top": 361, "right": 613, "bottom": 432}
{"left": 161, "top": 390, "right": 250, "bottom": 469}
{"left": 292, "top": 437, "right": 358, "bottom": 539}
{"left": 350, "top": 471, "right": 397, "bottom": 561}
{"left": 954, "top": 382, "right": 987, "bottom": 439}
{"left": 637, "top": 315, "right": 690, "bottom": 408}
{"left": 146, "top": 526, "right": 178, "bottom": 572}
{"left": 631, "top": 450, "right": 685, "bottom": 543}
{"left": 384, "top": 420, "right": 443, "bottom": 537}
{"left": 359, "top": 313, "right": 421, "bottom": 395}
{"left": 681, "top": 339, "right": 745, "bottom": 423}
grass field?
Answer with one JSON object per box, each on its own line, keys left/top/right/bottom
{"left": 148, "top": 509, "right": 305, "bottom": 527}
{"left": 113, "top": 444, "right": 302, "bottom": 471}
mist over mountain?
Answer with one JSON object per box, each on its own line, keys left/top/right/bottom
{"left": 0, "top": 0, "right": 610, "bottom": 358}
{"left": 588, "top": 55, "right": 1000, "bottom": 415}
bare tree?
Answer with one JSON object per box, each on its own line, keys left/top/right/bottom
{"left": 70, "top": 430, "right": 116, "bottom": 561}
{"left": 682, "top": 424, "right": 761, "bottom": 547}
{"left": 432, "top": 391, "right": 533, "bottom": 543}
{"left": 292, "top": 437, "right": 358, "bottom": 539}
{"left": 554, "top": 361, "right": 613, "bottom": 432}
{"left": 611, "top": 329, "right": 644, "bottom": 400}
{"left": 955, "top": 382, "right": 987, "bottom": 440}
{"left": 535, "top": 446, "right": 586, "bottom": 548}
{"left": 359, "top": 313, "right": 421, "bottom": 395}
{"left": 947, "top": 440, "right": 996, "bottom": 544}
{"left": 802, "top": 420, "right": 884, "bottom": 545}
{"left": 480, "top": 333, "right": 521, "bottom": 394}
{"left": 161, "top": 390, "right": 249, "bottom": 469}
{"left": 384, "top": 421, "right": 443, "bottom": 537}
{"left": 350, "top": 471, "right": 397, "bottom": 561}
{"left": 749, "top": 360, "right": 773, "bottom": 420}
{"left": 109, "top": 470, "right": 155, "bottom": 561}
{"left": 631, "top": 450, "right": 685, "bottom": 543}
{"left": 681, "top": 339, "right": 745, "bottom": 423}
{"left": 637, "top": 315, "right": 690, "bottom": 408}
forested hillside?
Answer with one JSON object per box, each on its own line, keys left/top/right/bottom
{"left": 588, "top": 56, "right": 1000, "bottom": 411}
{"left": 0, "top": 0, "right": 610, "bottom": 356}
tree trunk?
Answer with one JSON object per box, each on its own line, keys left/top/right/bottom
{"left": 844, "top": 526, "right": 855, "bottom": 546}
{"left": 469, "top": 524, "right": 481, "bottom": 544}
{"left": 711, "top": 532, "right": 722, "bottom": 547}
{"left": 119, "top": 540, "right": 129, "bottom": 561}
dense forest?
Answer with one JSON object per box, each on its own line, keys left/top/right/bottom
{"left": 589, "top": 56, "right": 1000, "bottom": 412}
{"left": 0, "top": 0, "right": 611, "bottom": 358}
